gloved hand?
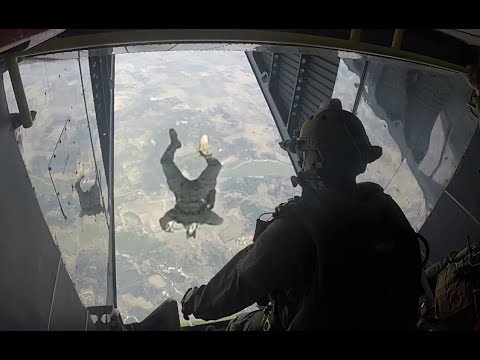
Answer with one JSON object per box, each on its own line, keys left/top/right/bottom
{"left": 181, "top": 286, "right": 199, "bottom": 320}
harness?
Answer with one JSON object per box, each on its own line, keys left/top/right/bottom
{"left": 174, "top": 203, "right": 208, "bottom": 216}
{"left": 252, "top": 196, "right": 303, "bottom": 331}
{"left": 255, "top": 184, "right": 423, "bottom": 331}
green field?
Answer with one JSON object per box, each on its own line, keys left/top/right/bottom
{"left": 222, "top": 160, "right": 293, "bottom": 178}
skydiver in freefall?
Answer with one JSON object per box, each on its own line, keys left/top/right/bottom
{"left": 159, "top": 129, "right": 223, "bottom": 239}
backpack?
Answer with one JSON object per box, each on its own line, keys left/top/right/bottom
{"left": 434, "top": 255, "right": 480, "bottom": 330}
{"left": 254, "top": 183, "right": 422, "bottom": 330}
{"left": 288, "top": 183, "right": 422, "bottom": 330}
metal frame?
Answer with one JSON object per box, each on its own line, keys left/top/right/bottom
{"left": 246, "top": 52, "right": 301, "bottom": 173}
{"left": 6, "top": 57, "right": 33, "bottom": 128}
{"left": 352, "top": 60, "right": 370, "bottom": 115}
{"left": 267, "top": 52, "right": 276, "bottom": 90}
{"left": 88, "top": 52, "right": 117, "bottom": 308}
{"left": 391, "top": 29, "right": 405, "bottom": 49}
{"left": 2, "top": 28, "right": 472, "bottom": 134}
{"left": 286, "top": 54, "right": 304, "bottom": 132}
{"left": 4, "top": 28, "right": 467, "bottom": 135}
{"left": 5, "top": 29, "right": 468, "bottom": 74}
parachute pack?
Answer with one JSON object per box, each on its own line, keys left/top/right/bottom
{"left": 421, "top": 239, "right": 480, "bottom": 331}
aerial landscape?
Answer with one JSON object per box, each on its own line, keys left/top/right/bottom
{"left": 113, "top": 51, "right": 298, "bottom": 322}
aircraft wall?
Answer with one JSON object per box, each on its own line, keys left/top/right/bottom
{"left": 0, "top": 71, "right": 91, "bottom": 330}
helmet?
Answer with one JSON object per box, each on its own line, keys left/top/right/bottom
{"left": 281, "top": 98, "right": 382, "bottom": 176}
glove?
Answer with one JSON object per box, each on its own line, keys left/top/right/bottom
{"left": 181, "top": 286, "right": 199, "bottom": 320}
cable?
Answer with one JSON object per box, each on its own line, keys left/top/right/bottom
{"left": 383, "top": 157, "right": 405, "bottom": 192}
{"left": 48, "top": 117, "right": 70, "bottom": 220}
